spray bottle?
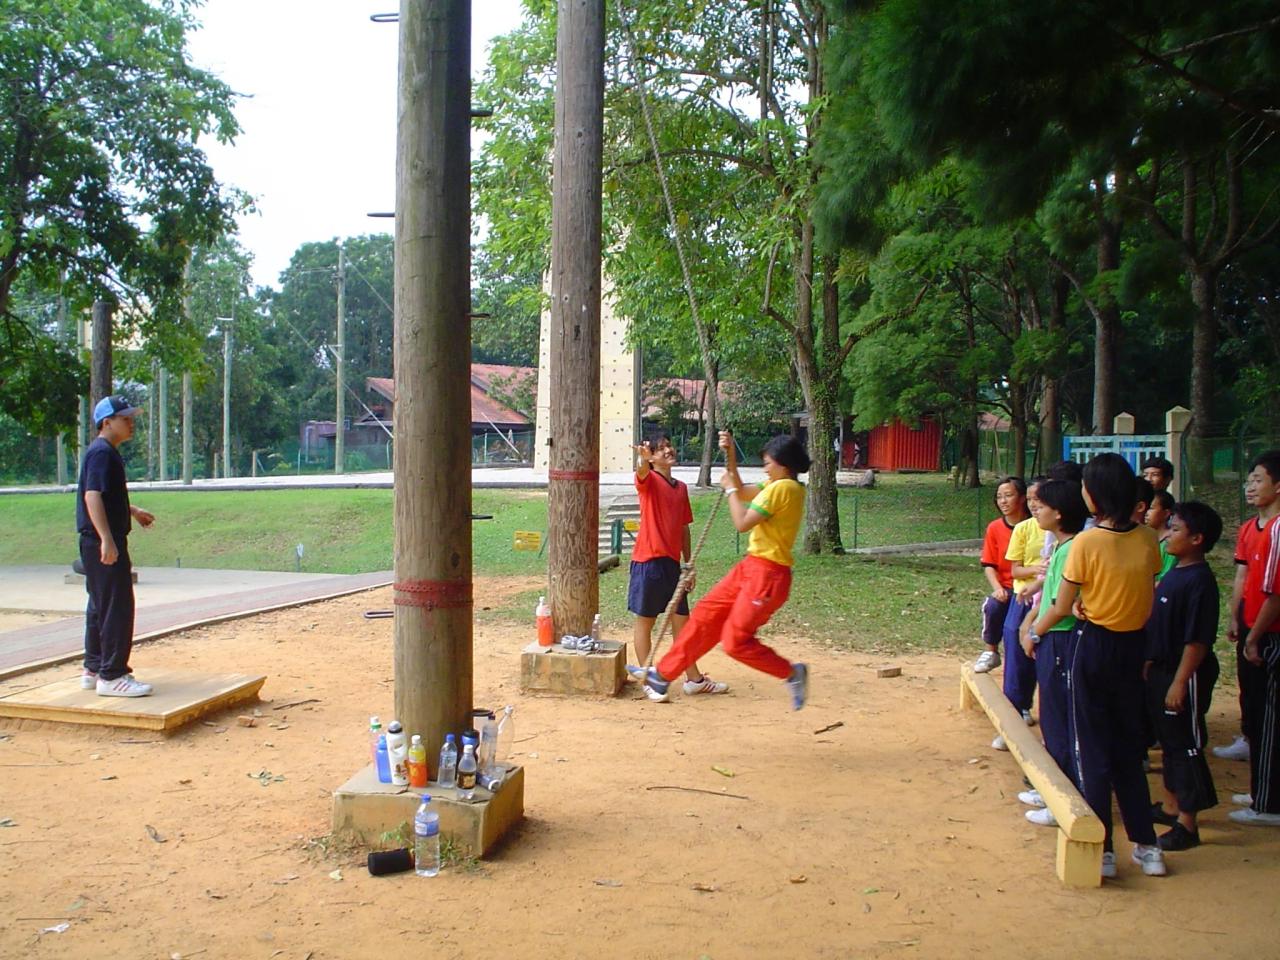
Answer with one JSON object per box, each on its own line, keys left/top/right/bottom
{"left": 385, "top": 720, "right": 409, "bottom": 787}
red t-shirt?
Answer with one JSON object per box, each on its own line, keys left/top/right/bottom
{"left": 632, "top": 470, "right": 693, "bottom": 563}
{"left": 981, "top": 517, "right": 1016, "bottom": 589}
{"left": 1237, "top": 514, "right": 1280, "bottom": 632}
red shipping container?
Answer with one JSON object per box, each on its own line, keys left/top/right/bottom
{"left": 867, "top": 418, "right": 941, "bottom": 472}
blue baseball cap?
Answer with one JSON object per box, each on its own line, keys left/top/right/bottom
{"left": 93, "top": 395, "right": 142, "bottom": 427}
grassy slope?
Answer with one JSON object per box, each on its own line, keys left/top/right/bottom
{"left": 0, "top": 475, "right": 1238, "bottom": 655}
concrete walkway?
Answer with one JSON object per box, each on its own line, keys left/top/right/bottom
{"left": 0, "top": 565, "right": 391, "bottom": 678}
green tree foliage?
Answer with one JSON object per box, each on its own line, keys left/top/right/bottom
{"left": 0, "top": 0, "right": 243, "bottom": 433}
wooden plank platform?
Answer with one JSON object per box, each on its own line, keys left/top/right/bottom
{"left": 0, "top": 668, "right": 266, "bottom": 732}
{"left": 960, "top": 662, "right": 1104, "bottom": 887}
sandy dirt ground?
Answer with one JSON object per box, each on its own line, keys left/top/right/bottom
{"left": 0, "top": 612, "right": 61, "bottom": 632}
{"left": 1, "top": 578, "right": 1277, "bottom": 960}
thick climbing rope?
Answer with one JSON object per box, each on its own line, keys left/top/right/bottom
{"left": 644, "top": 485, "right": 725, "bottom": 672}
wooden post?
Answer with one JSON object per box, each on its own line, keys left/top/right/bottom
{"left": 335, "top": 244, "right": 346, "bottom": 475}
{"left": 392, "top": 0, "right": 473, "bottom": 758}
{"left": 76, "top": 311, "right": 88, "bottom": 463}
{"left": 90, "top": 300, "right": 113, "bottom": 407}
{"left": 222, "top": 320, "right": 233, "bottom": 477}
{"left": 55, "top": 292, "right": 69, "bottom": 485}
{"left": 546, "top": 0, "right": 605, "bottom": 638}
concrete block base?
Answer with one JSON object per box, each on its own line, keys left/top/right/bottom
{"left": 331, "top": 763, "right": 524, "bottom": 859}
{"left": 520, "top": 640, "right": 625, "bottom": 696}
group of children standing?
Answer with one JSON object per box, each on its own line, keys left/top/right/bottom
{"left": 975, "top": 451, "right": 1280, "bottom": 880}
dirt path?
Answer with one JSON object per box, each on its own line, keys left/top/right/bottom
{"left": 0, "top": 579, "right": 1276, "bottom": 959}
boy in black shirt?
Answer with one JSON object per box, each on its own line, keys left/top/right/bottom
{"left": 77, "top": 395, "right": 156, "bottom": 697}
{"left": 1145, "top": 501, "right": 1223, "bottom": 850}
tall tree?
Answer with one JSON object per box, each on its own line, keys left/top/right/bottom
{"left": 0, "top": 0, "right": 242, "bottom": 432}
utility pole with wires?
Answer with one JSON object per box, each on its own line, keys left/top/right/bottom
{"left": 219, "top": 314, "right": 233, "bottom": 478}
{"left": 335, "top": 244, "right": 346, "bottom": 474}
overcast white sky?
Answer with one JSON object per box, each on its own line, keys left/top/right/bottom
{"left": 187, "top": 1, "right": 527, "bottom": 289}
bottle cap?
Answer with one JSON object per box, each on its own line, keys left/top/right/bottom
{"left": 418, "top": 792, "right": 432, "bottom": 805}
{"left": 387, "top": 720, "right": 403, "bottom": 733}
{"left": 445, "top": 733, "right": 455, "bottom": 743}
{"left": 411, "top": 734, "right": 422, "bottom": 744}
{"left": 377, "top": 734, "right": 387, "bottom": 749}
{"left": 370, "top": 715, "right": 380, "bottom": 726}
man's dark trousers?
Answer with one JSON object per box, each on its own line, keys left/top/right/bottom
{"left": 80, "top": 535, "right": 135, "bottom": 682}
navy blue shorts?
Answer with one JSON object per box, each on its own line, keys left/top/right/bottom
{"left": 627, "top": 557, "right": 690, "bottom": 618}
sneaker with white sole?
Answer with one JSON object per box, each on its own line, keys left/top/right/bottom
{"left": 96, "top": 674, "right": 153, "bottom": 698}
{"left": 1100, "top": 852, "right": 1117, "bottom": 879}
{"left": 787, "top": 663, "right": 809, "bottom": 711}
{"left": 1131, "top": 844, "right": 1167, "bottom": 876}
{"left": 1231, "top": 793, "right": 1254, "bottom": 807}
{"left": 683, "top": 676, "right": 729, "bottom": 695}
{"left": 991, "top": 734, "right": 1008, "bottom": 751}
{"left": 1212, "top": 735, "right": 1249, "bottom": 761}
{"left": 1021, "top": 709, "right": 1036, "bottom": 727}
{"left": 638, "top": 667, "right": 670, "bottom": 703}
{"left": 1025, "top": 806, "right": 1057, "bottom": 826}
{"left": 1228, "top": 808, "right": 1280, "bottom": 826}
{"left": 973, "top": 650, "right": 1000, "bottom": 673}
{"left": 80, "top": 670, "right": 98, "bottom": 690}
{"left": 1018, "top": 789, "right": 1046, "bottom": 807}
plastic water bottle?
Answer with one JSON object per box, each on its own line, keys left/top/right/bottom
{"left": 495, "top": 705, "right": 515, "bottom": 766}
{"left": 478, "top": 711, "right": 499, "bottom": 776}
{"left": 413, "top": 794, "right": 440, "bottom": 877}
{"left": 536, "top": 595, "right": 553, "bottom": 646}
{"left": 407, "top": 734, "right": 428, "bottom": 788}
{"left": 368, "top": 716, "right": 382, "bottom": 764}
{"left": 590, "top": 613, "right": 602, "bottom": 643}
{"left": 457, "top": 743, "right": 478, "bottom": 801}
{"left": 437, "top": 734, "right": 458, "bottom": 787}
{"left": 385, "top": 721, "right": 409, "bottom": 786}
{"left": 375, "top": 735, "right": 391, "bottom": 783}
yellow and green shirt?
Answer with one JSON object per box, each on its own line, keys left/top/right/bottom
{"left": 747, "top": 478, "right": 806, "bottom": 567}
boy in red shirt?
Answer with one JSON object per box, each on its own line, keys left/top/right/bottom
{"left": 1229, "top": 450, "right": 1280, "bottom": 825}
{"left": 627, "top": 434, "right": 726, "bottom": 695}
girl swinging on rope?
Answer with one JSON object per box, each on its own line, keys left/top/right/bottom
{"left": 631, "top": 429, "right": 812, "bottom": 710}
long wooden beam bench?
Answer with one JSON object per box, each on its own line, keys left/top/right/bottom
{"left": 960, "top": 662, "right": 1104, "bottom": 887}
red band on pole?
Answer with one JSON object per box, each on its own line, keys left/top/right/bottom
{"left": 548, "top": 468, "right": 599, "bottom": 482}
{"left": 393, "top": 579, "right": 473, "bottom": 609}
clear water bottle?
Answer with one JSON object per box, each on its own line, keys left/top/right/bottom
{"left": 478, "top": 711, "right": 499, "bottom": 776}
{"left": 437, "top": 733, "right": 458, "bottom": 787}
{"left": 495, "top": 705, "right": 515, "bottom": 766}
{"left": 590, "top": 613, "right": 602, "bottom": 643}
{"left": 457, "top": 743, "right": 478, "bottom": 801}
{"left": 368, "top": 716, "right": 382, "bottom": 764}
{"left": 413, "top": 794, "right": 440, "bottom": 877}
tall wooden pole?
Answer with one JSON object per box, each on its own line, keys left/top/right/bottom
{"left": 90, "top": 301, "right": 113, "bottom": 409}
{"left": 222, "top": 320, "right": 233, "bottom": 478}
{"left": 547, "top": 0, "right": 605, "bottom": 636}
{"left": 392, "top": 0, "right": 473, "bottom": 756}
{"left": 76, "top": 312, "right": 88, "bottom": 461}
{"left": 55, "top": 292, "right": 69, "bottom": 485}
{"left": 335, "top": 244, "right": 346, "bottom": 475}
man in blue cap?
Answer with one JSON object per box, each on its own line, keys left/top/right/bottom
{"left": 76, "top": 395, "right": 156, "bottom": 697}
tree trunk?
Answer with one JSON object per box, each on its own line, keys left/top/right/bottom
{"left": 546, "top": 0, "right": 604, "bottom": 638}
{"left": 697, "top": 359, "right": 718, "bottom": 487}
{"left": 90, "top": 300, "right": 113, "bottom": 406}
{"left": 1093, "top": 216, "right": 1120, "bottom": 434}
{"left": 391, "top": 0, "right": 474, "bottom": 759}
{"left": 801, "top": 254, "right": 843, "bottom": 553}
{"left": 1009, "top": 380, "right": 1027, "bottom": 479}
{"left": 1185, "top": 267, "right": 1218, "bottom": 486}
{"left": 1039, "top": 272, "right": 1067, "bottom": 467}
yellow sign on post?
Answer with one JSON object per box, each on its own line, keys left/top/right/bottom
{"left": 622, "top": 519, "right": 639, "bottom": 532}
{"left": 514, "top": 530, "right": 543, "bottom": 552}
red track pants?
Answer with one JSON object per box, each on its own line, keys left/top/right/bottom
{"left": 658, "top": 554, "right": 793, "bottom": 682}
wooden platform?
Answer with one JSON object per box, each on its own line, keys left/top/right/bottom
{"left": 0, "top": 668, "right": 266, "bottom": 732}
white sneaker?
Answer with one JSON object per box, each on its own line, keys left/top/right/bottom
{"left": 1231, "top": 793, "right": 1254, "bottom": 807}
{"left": 1025, "top": 806, "right": 1057, "bottom": 826}
{"left": 973, "top": 650, "right": 1000, "bottom": 673}
{"left": 1228, "top": 808, "right": 1280, "bottom": 826}
{"left": 1100, "top": 852, "right": 1117, "bottom": 879}
{"left": 1131, "top": 844, "right": 1167, "bottom": 876}
{"left": 1018, "top": 789, "right": 1046, "bottom": 807}
{"left": 991, "top": 734, "right": 1008, "bottom": 751}
{"left": 1022, "top": 709, "right": 1036, "bottom": 727}
{"left": 683, "top": 676, "right": 729, "bottom": 695}
{"left": 80, "top": 670, "right": 98, "bottom": 690}
{"left": 96, "top": 675, "right": 153, "bottom": 698}
{"left": 1213, "top": 735, "right": 1250, "bottom": 761}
